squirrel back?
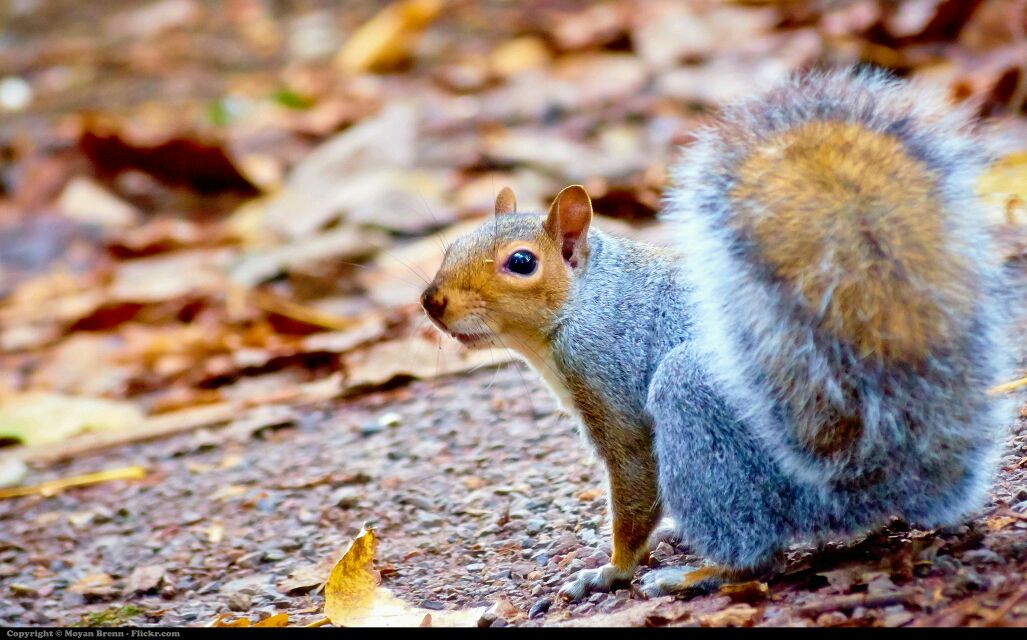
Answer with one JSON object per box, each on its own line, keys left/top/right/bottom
{"left": 666, "top": 68, "right": 1012, "bottom": 493}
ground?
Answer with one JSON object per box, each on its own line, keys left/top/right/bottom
{"left": 2, "top": 363, "right": 1026, "bottom": 627}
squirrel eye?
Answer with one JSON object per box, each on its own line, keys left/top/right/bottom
{"left": 505, "top": 250, "right": 537, "bottom": 276}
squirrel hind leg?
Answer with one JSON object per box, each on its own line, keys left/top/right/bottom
{"left": 637, "top": 565, "right": 727, "bottom": 599}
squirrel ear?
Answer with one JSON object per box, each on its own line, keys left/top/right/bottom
{"left": 545, "top": 185, "right": 593, "bottom": 268}
{"left": 494, "top": 186, "right": 517, "bottom": 216}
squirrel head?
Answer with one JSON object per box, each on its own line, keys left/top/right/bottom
{"left": 420, "top": 185, "right": 593, "bottom": 352}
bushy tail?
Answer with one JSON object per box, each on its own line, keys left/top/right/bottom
{"left": 666, "top": 68, "right": 1009, "bottom": 484}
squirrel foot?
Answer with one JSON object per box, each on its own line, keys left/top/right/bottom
{"left": 637, "top": 565, "right": 727, "bottom": 599}
{"left": 558, "top": 563, "right": 635, "bottom": 602}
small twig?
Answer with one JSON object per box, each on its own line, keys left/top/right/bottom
{"left": 0, "top": 465, "right": 146, "bottom": 499}
{"left": 798, "top": 590, "right": 918, "bottom": 616}
{"left": 304, "top": 617, "right": 331, "bottom": 628}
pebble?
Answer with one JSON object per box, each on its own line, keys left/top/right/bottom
{"left": 331, "top": 487, "right": 361, "bottom": 509}
{"left": 962, "top": 549, "right": 1005, "bottom": 565}
{"left": 525, "top": 519, "right": 546, "bottom": 535}
{"left": 419, "top": 599, "right": 445, "bottom": 610}
{"left": 528, "top": 597, "right": 552, "bottom": 619}
{"left": 262, "top": 549, "right": 287, "bottom": 562}
{"left": 227, "top": 592, "right": 252, "bottom": 612}
{"left": 235, "top": 551, "right": 264, "bottom": 569}
{"left": 197, "top": 581, "right": 221, "bottom": 595}
{"left": 360, "top": 422, "right": 385, "bottom": 437}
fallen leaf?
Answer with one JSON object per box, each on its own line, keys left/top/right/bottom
{"left": 253, "top": 613, "right": 289, "bottom": 627}
{"left": 261, "top": 102, "right": 419, "bottom": 240}
{"left": 0, "top": 393, "right": 144, "bottom": 447}
{"left": 697, "top": 603, "right": 759, "bottom": 627}
{"left": 334, "top": 0, "right": 444, "bottom": 73}
{"left": 79, "top": 122, "right": 259, "bottom": 195}
{"left": 324, "top": 524, "right": 484, "bottom": 627}
{"left": 343, "top": 332, "right": 516, "bottom": 392}
{"left": 324, "top": 525, "right": 381, "bottom": 625}
{"left": 719, "top": 580, "right": 769, "bottom": 603}
{"left": 69, "top": 573, "right": 118, "bottom": 598}
{"left": 978, "top": 151, "right": 1027, "bottom": 226}
{"left": 277, "top": 560, "right": 335, "bottom": 595}
{"left": 57, "top": 177, "right": 141, "bottom": 229}
{"left": 210, "top": 613, "right": 251, "bottom": 627}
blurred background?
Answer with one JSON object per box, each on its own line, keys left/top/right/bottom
{"left": 0, "top": 0, "right": 1025, "bottom": 453}
{"left": 1, "top": 0, "right": 1026, "bottom": 628}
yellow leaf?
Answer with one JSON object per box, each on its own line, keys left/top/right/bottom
{"left": 254, "top": 613, "right": 289, "bottom": 627}
{"left": 324, "top": 525, "right": 381, "bottom": 626}
{"left": 0, "top": 392, "right": 144, "bottom": 447}
{"left": 978, "top": 152, "right": 1027, "bottom": 226}
{"left": 0, "top": 465, "right": 146, "bottom": 500}
{"left": 210, "top": 613, "right": 251, "bottom": 627}
{"left": 323, "top": 524, "right": 484, "bottom": 627}
{"left": 334, "top": 0, "right": 444, "bottom": 73}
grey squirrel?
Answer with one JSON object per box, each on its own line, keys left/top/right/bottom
{"left": 420, "top": 68, "right": 1015, "bottom": 601}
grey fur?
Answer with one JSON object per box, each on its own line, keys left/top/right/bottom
{"left": 564, "top": 70, "right": 1013, "bottom": 578}
{"left": 433, "top": 69, "right": 1015, "bottom": 598}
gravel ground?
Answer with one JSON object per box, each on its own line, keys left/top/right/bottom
{"left": 1, "top": 363, "right": 1026, "bottom": 627}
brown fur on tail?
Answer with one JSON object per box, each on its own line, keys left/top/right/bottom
{"left": 729, "top": 120, "right": 974, "bottom": 363}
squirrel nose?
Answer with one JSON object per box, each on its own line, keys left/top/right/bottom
{"left": 421, "top": 285, "right": 448, "bottom": 322}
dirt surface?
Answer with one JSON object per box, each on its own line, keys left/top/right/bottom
{"left": 2, "top": 362, "right": 1026, "bottom": 627}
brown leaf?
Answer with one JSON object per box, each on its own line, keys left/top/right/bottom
{"left": 57, "top": 177, "right": 141, "bottom": 229}
{"left": 79, "top": 124, "right": 259, "bottom": 195}
{"left": 697, "top": 603, "right": 759, "bottom": 627}
{"left": 69, "top": 573, "right": 118, "bottom": 599}
{"left": 343, "top": 332, "right": 515, "bottom": 393}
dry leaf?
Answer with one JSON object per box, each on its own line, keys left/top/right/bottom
{"left": 697, "top": 603, "right": 759, "bottom": 627}
{"left": 0, "top": 392, "right": 144, "bottom": 447}
{"left": 253, "top": 613, "right": 290, "bottom": 627}
{"left": 69, "top": 573, "right": 117, "bottom": 598}
{"left": 324, "top": 525, "right": 381, "bottom": 625}
{"left": 978, "top": 151, "right": 1027, "bottom": 226}
{"left": 334, "top": 0, "right": 443, "bottom": 73}
{"left": 323, "top": 524, "right": 484, "bottom": 627}
{"left": 57, "top": 177, "right": 141, "bottom": 229}
{"left": 210, "top": 613, "right": 252, "bottom": 627}
{"left": 343, "top": 332, "right": 516, "bottom": 392}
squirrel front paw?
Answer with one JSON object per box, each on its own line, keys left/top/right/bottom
{"left": 558, "top": 563, "right": 636, "bottom": 602}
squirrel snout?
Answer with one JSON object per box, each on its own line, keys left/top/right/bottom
{"left": 421, "top": 285, "right": 448, "bottom": 322}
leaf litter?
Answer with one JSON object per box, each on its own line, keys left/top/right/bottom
{"left": 0, "top": 0, "right": 1025, "bottom": 629}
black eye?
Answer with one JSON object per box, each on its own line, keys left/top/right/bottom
{"left": 505, "top": 250, "right": 537, "bottom": 275}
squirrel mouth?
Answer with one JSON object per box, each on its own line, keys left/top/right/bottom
{"left": 450, "top": 331, "right": 491, "bottom": 347}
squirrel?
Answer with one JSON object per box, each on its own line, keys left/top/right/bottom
{"left": 420, "top": 68, "right": 1015, "bottom": 601}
